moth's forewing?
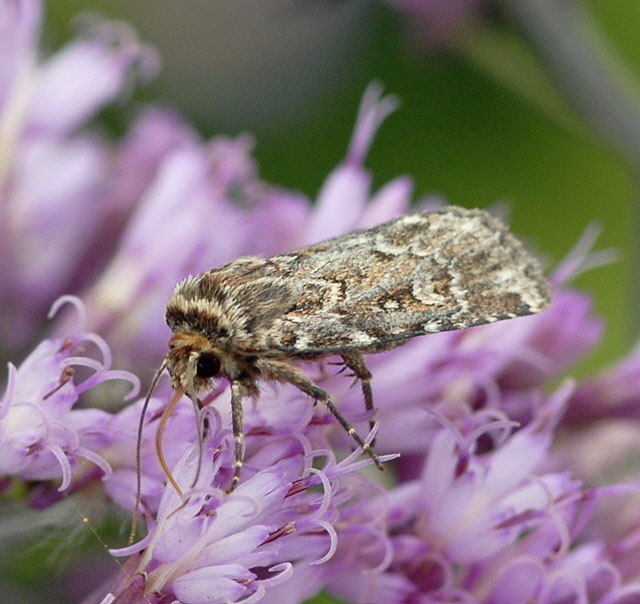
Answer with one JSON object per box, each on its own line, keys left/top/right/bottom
{"left": 262, "top": 207, "right": 551, "bottom": 354}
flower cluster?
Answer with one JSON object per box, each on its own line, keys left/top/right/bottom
{"left": 3, "top": 2, "right": 640, "bottom": 604}
{"left": 0, "top": 296, "right": 138, "bottom": 499}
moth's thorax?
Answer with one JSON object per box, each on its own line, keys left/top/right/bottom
{"left": 165, "top": 275, "right": 235, "bottom": 342}
{"left": 164, "top": 262, "right": 271, "bottom": 346}
{"left": 165, "top": 259, "right": 303, "bottom": 357}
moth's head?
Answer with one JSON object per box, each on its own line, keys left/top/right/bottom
{"left": 166, "top": 331, "right": 223, "bottom": 395}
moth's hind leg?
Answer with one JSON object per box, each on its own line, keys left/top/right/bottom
{"left": 340, "top": 352, "right": 376, "bottom": 445}
{"left": 255, "top": 357, "right": 383, "bottom": 470}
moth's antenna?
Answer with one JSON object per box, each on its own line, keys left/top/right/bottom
{"left": 155, "top": 384, "right": 187, "bottom": 498}
{"left": 129, "top": 361, "right": 167, "bottom": 544}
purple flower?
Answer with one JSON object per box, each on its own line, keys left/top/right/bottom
{"left": 0, "top": 0, "right": 158, "bottom": 356}
{"left": 0, "top": 296, "right": 138, "bottom": 497}
{"left": 321, "top": 386, "right": 640, "bottom": 604}
{"left": 4, "top": 3, "right": 640, "bottom": 604}
{"left": 564, "top": 341, "right": 640, "bottom": 426}
{"left": 99, "top": 415, "right": 396, "bottom": 604}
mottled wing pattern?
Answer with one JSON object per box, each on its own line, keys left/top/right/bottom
{"left": 166, "top": 206, "right": 551, "bottom": 357}
{"left": 260, "top": 206, "right": 551, "bottom": 354}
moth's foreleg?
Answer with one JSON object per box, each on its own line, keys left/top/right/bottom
{"left": 340, "top": 351, "right": 376, "bottom": 443}
{"left": 227, "top": 380, "right": 245, "bottom": 493}
{"left": 256, "top": 358, "right": 383, "bottom": 470}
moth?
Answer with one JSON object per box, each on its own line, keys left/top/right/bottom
{"left": 145, "top": 205, "right": 551, "bottom": 498}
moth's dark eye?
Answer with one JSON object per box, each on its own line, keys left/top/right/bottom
{"left": 196, "top": 353, "right": 221, "bottom": 378}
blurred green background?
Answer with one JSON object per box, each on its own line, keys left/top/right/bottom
{"left": 12, "top": 1, "right": 640, "bottom": 602}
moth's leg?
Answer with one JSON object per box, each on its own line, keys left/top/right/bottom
{"left": 227, "top": 380, "right": 245, "bottom": 493}
{"left": 255, "top": 357, "right": 383, "bottom": 470}
{"left": 340, "top": 351, "right": 376, "bottom": 441}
